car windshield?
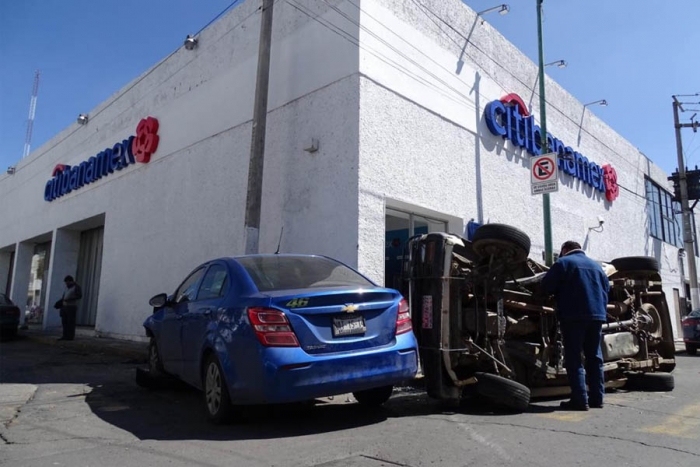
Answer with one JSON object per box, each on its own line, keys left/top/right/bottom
{"left": 237, "top": 256, "right": 374, "bottom": 292}
{"left": 688, "top": 309, "right": 700, "bottom": 318}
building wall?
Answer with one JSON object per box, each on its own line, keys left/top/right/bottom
{"left": 355, "top": 0, "right": 694, "bottom": 335}
{"left": 0, "top": 0, "right": 361, "bottom": 339}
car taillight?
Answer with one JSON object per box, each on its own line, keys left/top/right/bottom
{"left": 247, "top": 307, "right": 299, "bottom": 347}
{"left": 395, "top": 298, "right": 412, "bottom": 335}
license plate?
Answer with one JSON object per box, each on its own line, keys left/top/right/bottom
{"left": 332, "top": 315, "right": 366, "bottom": 337}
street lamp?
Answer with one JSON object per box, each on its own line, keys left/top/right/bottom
{"left": 477, "top": 4, "right": 510, "bottom": 16}
{"left": 584, "top": 99, "right": 608, "bottom": 108}
{"left": 545, "top": 60, "right": 567, "bottom": 69}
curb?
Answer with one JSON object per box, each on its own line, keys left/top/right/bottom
{"left": 21, "top": 332, "right": 148, "bottom": 363}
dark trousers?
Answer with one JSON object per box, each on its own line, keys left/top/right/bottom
{"left": 60, "top": 306, "right": 77, "bottom": 340}
{"left": 560, "top": 320, "right": 605, "bottom": 406}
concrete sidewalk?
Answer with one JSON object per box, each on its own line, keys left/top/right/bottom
{"left": 19, "top": 327, "right": 148, "bottom": 362}
{"left": 15, "top": 327, "right": 688, "bottom": 362}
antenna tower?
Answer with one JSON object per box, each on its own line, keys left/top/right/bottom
{"left": 23, "top": 70, "right": 41, "bottom": 159}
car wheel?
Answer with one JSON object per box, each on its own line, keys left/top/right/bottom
{"left": 686, "top": 344, "right": 698, "bottom": 356}
{"left": 148, "top": 338, "right": 166, "bottom": 377}
{"left": 353, "top": 385, "right": 394, "bottom": 407}
{"left": 611, "top": 256, "right": 659, "bottom": 273}
{"left": 625, "top": 372, "right": 674, "bottom": 392}
{"left": 472, "top": 224, "right": 531, "bottom": 263}
{"left": 473, "top": 372, "right": 531, "bottom": 413}
{"left": 203, "top": 355, "right": 234, "bottom": 424}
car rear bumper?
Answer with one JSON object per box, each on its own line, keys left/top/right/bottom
{"left": 231, "top": 335, "right": 419, "bottom": 404}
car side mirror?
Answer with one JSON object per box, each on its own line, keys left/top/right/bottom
{"left": 149, "top": 293, "right": 169, "bottom": 308}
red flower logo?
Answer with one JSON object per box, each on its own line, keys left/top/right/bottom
{"left": 602, "top": 164, "right": 619, "bottom": 202}
{"left": 132, "top": 117, "right": 160, "bottom": 163}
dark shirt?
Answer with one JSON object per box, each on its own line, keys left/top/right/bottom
{"left": 541, "top": 250, "right": 609, "bottom": 322}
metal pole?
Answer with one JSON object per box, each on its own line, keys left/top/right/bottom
{"left": 244, "top": 0, "right": 275, "bottom": 254}
{"left": 673, "top": 96, "right": 700, "bottom": 309}
{"left": 537, "top": 0, "right": 553, "bottom": 266}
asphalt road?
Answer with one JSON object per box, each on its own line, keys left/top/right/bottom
{"left": 1, "top": 336, "right": 699, "bottom": 467}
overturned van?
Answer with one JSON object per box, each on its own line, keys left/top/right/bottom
{"left": 402, "top": 224, "right": 677, "bottom": 412}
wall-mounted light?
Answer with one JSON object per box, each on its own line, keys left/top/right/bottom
{"left": 477, "top": 4, "right": 510, "bottom": 16}
{"left": 77, "top": 114, "right": 89, "bottom": 125}
{"left": 545, "top": 60, "right": 567, "bottom": 69}
{"left": 184, "top": 34, "right": 198, "bottom": 50}
{"left": 7, "top": 166, "right": 16, "bottom": 175}
{"left": 584, "top": 99, "right": 608, "bottom": 108}
{"left": 589, "top": 216, "right": 605, "bottom": 233}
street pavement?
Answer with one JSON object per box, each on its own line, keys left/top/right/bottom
{"left": 1, "top": 333, "right": 699, "bottom": 467}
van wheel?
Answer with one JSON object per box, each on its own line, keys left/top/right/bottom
{"left": 203, "top": 355, "right": 234, "bottom": 424}
{"left": 353, "top": 385, "right": 394, "bottom": 407}
{"left": 625, "top": 372, "right": 674, "bottom": 392}
{"left": 474, "top": 372, "right": 531, "bottom": 412}
{"left": 472, "top": 224, "right": 531, "bottom": 263}
{"left": 611, "top": 256, "right": 659, "bottom": 273}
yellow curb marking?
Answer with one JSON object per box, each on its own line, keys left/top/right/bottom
{"left": 640, "top": 403, "right": 700, "bottom": 439}
{"left": 537, "top": 412, "right": 590, "bottom": 422}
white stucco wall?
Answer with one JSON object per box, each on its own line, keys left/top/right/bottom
{"left": 0, "top": 0, "right": 696, "bottom": 339}
{"left": 354, "top": 0, "right": 695, "bottom": 336}
{"left": 0, "top": 0, "right": 362, "bottom": 339}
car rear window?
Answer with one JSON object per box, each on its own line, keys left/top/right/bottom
{"left": 237, "top": 256, "right": 374, "bottom": 292}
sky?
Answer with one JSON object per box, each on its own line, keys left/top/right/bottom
{"left": 1, "top": 0, "right": 700, "bottom": 176}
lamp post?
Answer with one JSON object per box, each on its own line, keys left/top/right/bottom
{"left": 583, "top": 99, "right": 608, "bottom": 108}
{"left": 536, "top": 0, "right": 553, "bottom": 265}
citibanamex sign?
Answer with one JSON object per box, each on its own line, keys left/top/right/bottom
{"left": 44, "top": 117, "right": 159, "bottom": 202}
{"left": 484, "top": 94, "right": 619, "bottom": 202}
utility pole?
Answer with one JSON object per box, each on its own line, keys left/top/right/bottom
{"left": 536, "top": 0, "right": 553, "bottom": 266}
{"left": 244, "top": 0, "right": 275, "bottom": 254}
{"left": 673, "top": 95, "right": 700, "bottom": 309}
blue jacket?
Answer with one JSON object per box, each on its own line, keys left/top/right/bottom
{"left": 541, "top": 250, "right": 609, "bottom": 322}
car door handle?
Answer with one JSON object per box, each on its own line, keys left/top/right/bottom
{"left": 176, "top": 314, "right": 184, "bottom": 320}
{"left": 201, "top": 307, "right": 213, "bottom": 316}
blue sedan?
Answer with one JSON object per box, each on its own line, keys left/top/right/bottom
{"left": 143, "top": 254, "right": 418, "bottom": 423}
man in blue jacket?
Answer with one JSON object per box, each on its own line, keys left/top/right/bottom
{"left": 542, "top": 241, "right": 609, "bottom": 411}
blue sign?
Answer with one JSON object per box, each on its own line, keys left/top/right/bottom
{"left": 483, "top": 94, "right": 619, "bottom": 201}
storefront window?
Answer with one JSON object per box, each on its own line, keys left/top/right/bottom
{"left": 385, "top": 208, "right": 447, "bottom": 290}
{"left": 645, "top": 177, "right": 696, "bottom": 254}
{"left": 26, "top": 242, "right": 51, "bottom": 324}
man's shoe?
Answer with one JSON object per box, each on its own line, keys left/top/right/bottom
{"left": 589, "top": 402, "right": 604, "bottom": 409}
{"left": 560, "top": 400, "right": 589, "bottom": 411}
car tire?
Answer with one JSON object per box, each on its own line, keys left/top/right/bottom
{"left": 353, "top": 385, "right": 394, "bottom": 407}
{"left": 686, "top": 344, "right": 698, "bottom": 356}
{"left": 472, "top": 224, "right": 531, "bottom": 263}
{"left": 625, "top": 372, "right": 674, "bottom": 392}
{"left": 203, "top": 354, "right": 234, "bottom": 424}
{"left": 473, "top": 372, "right": 531, "bottom": 413}
{"left": 148, "top": 338, "right": 166, "bottom": 378}
{"left": 611, "top": 256, "right": 659, "bottom": 273}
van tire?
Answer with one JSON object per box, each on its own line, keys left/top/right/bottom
{"left": 472, "top": 224, "right": 531, "bottom": 263}
{"left": 474, "top": 372, "right": 531, "bottom": 412}
{"left": 611, "top": 256, "right": 659, "bottom": 273}
{"left": 625, "top": 372, "right": 674, "bottom": 392}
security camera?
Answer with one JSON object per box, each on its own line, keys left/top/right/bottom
{"left": 597, "top": 216, "right": 605, "bottom": 226}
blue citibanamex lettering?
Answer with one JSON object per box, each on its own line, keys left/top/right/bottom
{"left": 484, "top": 97, "right": 607, "bottom": 194}
{"left": 43, "top": 135, "right": 139, "bottom": 202}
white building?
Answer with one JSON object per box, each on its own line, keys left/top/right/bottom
{"left": 0, "top": 0, "right": 695, "bottom": 341}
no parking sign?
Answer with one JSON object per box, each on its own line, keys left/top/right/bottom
{"left": 531, "top": 152, "right": 558, "bottom": 195}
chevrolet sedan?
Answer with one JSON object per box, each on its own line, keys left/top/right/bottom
{"left": 143, "top": 254, "right": 418, "bottom": 423}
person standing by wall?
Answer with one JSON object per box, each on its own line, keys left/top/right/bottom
{"left": 541, "top": 241, "right": 609, "bottom": 411}
{"left": 58, "top": 275, "right": 82, "bottom": 341}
